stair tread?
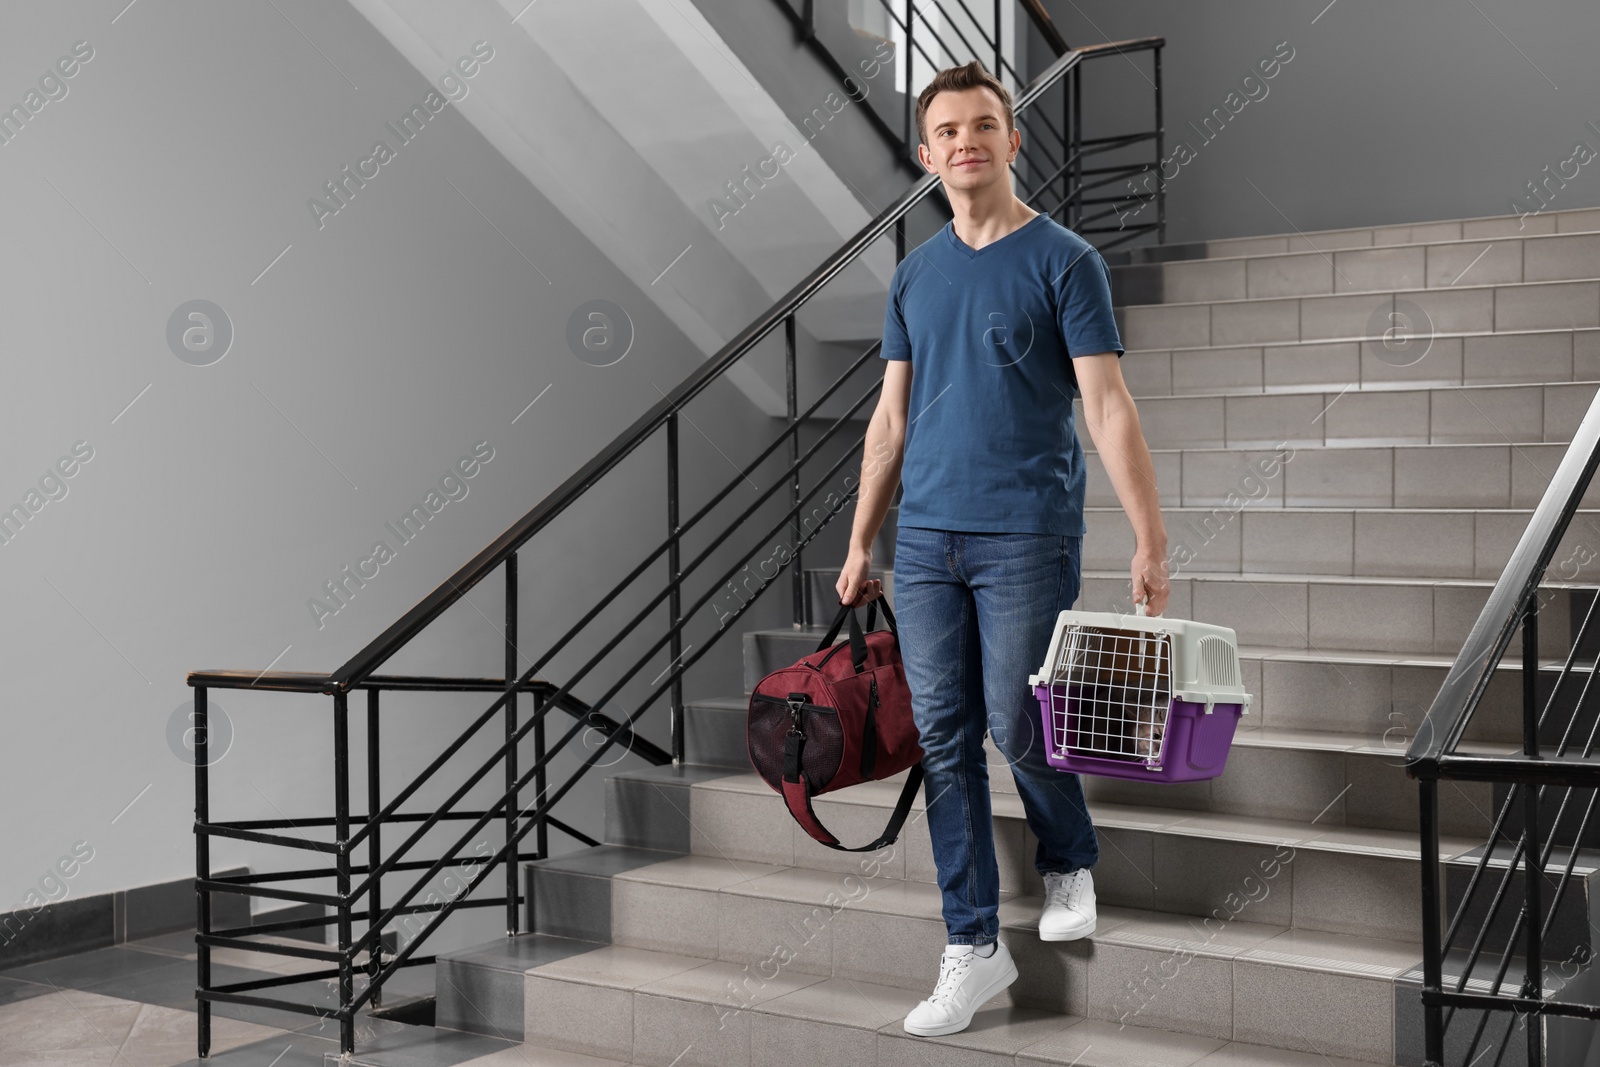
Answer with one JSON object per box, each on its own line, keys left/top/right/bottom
{"left": 683, "top": 694, "right": 749, "bottom": 711}
{"left": 530, "top": 861, "right": 1427, "bottom": 976}
{"left": 1117, "top": 273, "right": 1600, "bottom": 313}
{"left": 1078, "top": 568, "right": 1600, "bottom": 588}
{"left": 1125, "top": 438, "right": 1578, "bottom": 454}
{"left": 1178, "top": 222, "right": 1600, "bottom": 263}
{"left": 1081, "top": 504, "right": 1600, "bottom": 513}
{"left": 689, "top": 771, "right": 1483, "bottom": 860}
{"left": 1230, "top": 723, "right": 1505, "bottom": 755}
{"left": 1124, "top": 321, "right": 1600, "bottom": 357}
{"left": 1120, "top": 321, "right": 1593, "bottom": 358}
{"left": 1189, "top": 206, "right": 1597, "bottom": 254}
{"left": 499, "top": 933, "right": 1385, "bottom": 1066}
{"left": 1100, "top": 379, "right": 1600, "bottom": 404}
{"left": 1237, "top": 643, "right": 1579, "bottom": 669}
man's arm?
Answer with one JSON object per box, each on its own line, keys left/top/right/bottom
{"left": 1074, "top": 352, "right": 1170, "bottom": 615}
{"left": 838, "top": 359, "right": 911, "bottom": 606}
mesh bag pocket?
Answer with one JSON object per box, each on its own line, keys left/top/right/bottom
{"left": 749, "top": 694, "right": 844, "bottom": 793}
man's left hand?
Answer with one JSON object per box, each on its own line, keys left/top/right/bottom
{"left": 1132, "top": 548, "right": 1170, "bottom": 616}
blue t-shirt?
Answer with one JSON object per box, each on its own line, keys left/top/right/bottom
{"left": 880, "top": 213, "right": 1124, "bottom": 535}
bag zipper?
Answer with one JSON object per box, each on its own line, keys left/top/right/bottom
{"left": 751, "top": 693, "right": 836, "bottom": 715}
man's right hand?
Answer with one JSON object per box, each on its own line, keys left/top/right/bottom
{"left": 836, "top": 546, "right": 882, "bottom": 607}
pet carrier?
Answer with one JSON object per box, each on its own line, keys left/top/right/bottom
{"left": 1028, "top": 603, "right": 1251, "bottom": 782}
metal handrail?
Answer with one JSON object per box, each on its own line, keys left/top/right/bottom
{"left": 1408, "top": 389, "right": 1600, "bottom": 776}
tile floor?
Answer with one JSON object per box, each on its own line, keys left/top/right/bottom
{"left": 0, "top": 931, "right": 574, "bottom": 1067}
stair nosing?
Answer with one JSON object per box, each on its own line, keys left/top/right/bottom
{"left": 1197, "top": 208, "right": 1600, "bottom": 249}
{"left": 1120, "top": 321, "right": 1598, "bottom": 357}
{"left": 1116, "top": 272, "right": 1600, "bottom": 314}
{"left": 587, "top": 857, "right": 1431, "bottom": 971}
{"left": 1133, "top": 224, "right": 1600, "bottom": 269}
{"left": 686, "top": 772, "right": 1482, "bottom": 862}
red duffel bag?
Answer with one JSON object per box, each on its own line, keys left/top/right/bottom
{"left": 746, "top": 598, "right": 925, "bottom": 851}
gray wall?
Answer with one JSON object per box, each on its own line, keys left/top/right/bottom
{"left": 695, "top": 0, "right": 921, "bottom": 222}
{"left": 0, "top": 0, "right": 790, "bottom": 910}
{"left": 1041, "top": 0, "right": 1600, "bottom": 245}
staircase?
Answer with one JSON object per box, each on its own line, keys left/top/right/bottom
{"left": 426, "top": 204, "right": 1600, "bottom": 1067}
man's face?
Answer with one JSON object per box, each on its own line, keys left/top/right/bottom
{"left": 919, "top": 86, "right": 1019, "bottom": 191}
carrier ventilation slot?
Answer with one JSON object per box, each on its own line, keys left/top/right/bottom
{"left": 1197, "top": 635, "right": 1240, "bottom": 688}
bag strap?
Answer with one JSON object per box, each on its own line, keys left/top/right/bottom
{"left": 781, "top": 729, "right": 923, "bottom": 852}
{"left": 817, "top": 598, "right": 898, "bottom": 672}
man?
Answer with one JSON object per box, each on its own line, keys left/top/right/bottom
{"left": 836, "top": 60, "right": 1170, "bottom": 1038}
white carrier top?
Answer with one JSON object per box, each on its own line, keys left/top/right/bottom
{"left": 1028, "top": 606, "right": 1254, "bottom": 714}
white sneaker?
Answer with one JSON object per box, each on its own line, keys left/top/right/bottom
{"left": 1039, "top": 868, "right": 1096, "bottom": 940}
{"left": 902, "top": 941, "right": 1019, "bottom": 1037}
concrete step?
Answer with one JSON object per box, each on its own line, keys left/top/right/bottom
{"left": 1075, "top": 381, "right": 1599, "bottom": 453}
{"left": 1082, "top": 506, "right": 1600, "bottom": 582}
{"left": 1392, "top": 946, "right": 1600, "bottom": 1067}
{"left": 1077, "top": 570, "right": 1587, "bottom": 660}
{"left": 1116, "top": 277, "right": 1600, "bottom": 353}
{"left": 683, "top": 695, "right": 750, "bottom": 770}
{"left": 679, "top": 686, "right": 1537, "bottom": 840}
{"left": 672, "top": 771, "right": 1475, "bottom": 945}
{"left": 1117, "top": 230, "right": 1600, "bottom": 306}
{"left": 1042, "top": 725, "right": 1498, "bottom": 839}
{"left": 793, "top": 506, "right": 1600, "bottom": 586}
{"left": 1106, "top": 207, "right": 1600, "bottom": 277}
{"left": 1119, "top": 327, "right": 1600, "bottom": 396}
{"left": 512, "top": 842, "right": 1431, "bottom": 1063}
{"left": 1197, "top": 206, "right": 1600, "bottom": 262}
{"left": 1081, "top": 440, "right": 1600, "bottom": 511}
{"left": 483, "top": 930, "right": 1391, "bottom": 1066}
{"left": 472, "top": 756, "right": 1600, "bottom": 1066}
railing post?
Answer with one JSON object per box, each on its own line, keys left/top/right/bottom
{"left": 993, "top": 0, "right": 1002, "bottom": 85}
{"left": 1419, "top": 775, "right": 1444, "bottom": 1066}
{"left": 1522, "top": 596, "right": 1545, "bottom": 1065}
{"left": 787, "top": 314, "right": 805, "bottom": 630}
{"left": 334, "top": 690, "right": 354, "bottom": 1054}
{"left": 801, "top": 0, "right": 814, "bottom": 41}
{"left": 904, "top": 0, "right": 914, "bottom": 153}
{"left": 667, "top": 412, "right": 684, "bottom": 764}
{"left": 194, "top": 685, "right": 211, "bottom": 1059}
{"left": 366, "top": 688, "right": 383, "bottom": 1005}
{"left": 534, "top": 692, "right": 548, "bottom": 860}
{"left": 505, "top": 553, "right": 520, "bottom": 934}
{"left": 1154, "top": 44, "right": 1166, "bottom": 245}
{"left": 1070, "top": 63, "right": 1082, "bottom": 230}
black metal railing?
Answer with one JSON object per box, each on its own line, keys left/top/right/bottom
{"left": 187, "top": 31, "right": 1165, "bottom": 1057}
{"left": 1409, "top": 387, "right": 1600, "bottom": 1066}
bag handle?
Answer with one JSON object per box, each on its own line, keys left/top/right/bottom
{"left": 817, "top": 598, "right": 899, "bottom": 673}
{"left": 781, "top": 740, "right": 923, "bottom": 852}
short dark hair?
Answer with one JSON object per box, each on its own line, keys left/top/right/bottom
{"left": 915, "top": 60, "right": 1015, "bottom": 149}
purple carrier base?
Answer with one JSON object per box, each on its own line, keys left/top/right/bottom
{"left": 1033, "top": 683, "right": 1245, "bottom": 783}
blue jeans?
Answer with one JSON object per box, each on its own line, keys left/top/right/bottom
{"left": 891, "top": 526, "right": 1100, "bottom": 946}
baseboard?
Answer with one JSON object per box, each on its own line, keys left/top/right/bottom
{"left": 0, "top": 868, "right": 250, "bottom": 971}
